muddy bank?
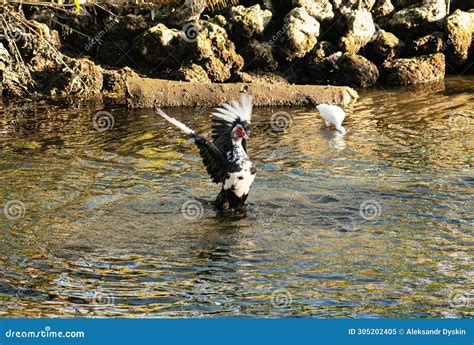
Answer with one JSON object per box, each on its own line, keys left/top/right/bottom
{"left": 0, "top": 1, "right": 473, "bottom": 105}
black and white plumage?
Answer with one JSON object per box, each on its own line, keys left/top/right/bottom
{"left": 155, "top": 94, "right": 256, "bottom": 211}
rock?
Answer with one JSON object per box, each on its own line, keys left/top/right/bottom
{"left": 102, "top": 67, "right": 140, "bottom": 96}
{"left": 279, "top": 58, "right": 314, "bottom": 84}
{"left": 389, "top": 0, "right": 446, "bottom": 39}
{"left": 189, "top": 21, "right": 244, "bottom": 82}
{"left": 311, "top": 40, "right": 339, "bottom": 59}
{"left": 97, "top": 40, "right": 131, "bottom": 67}
{"left": 278, "top": 7, "right": 321, "bottom": 61}
{"left": 466, "top": 43, "right": 474, "bottom": 73}
{"left": 171, "top": 63, "right": 211, "bottom": 83}
{"left": 210, "top": 15, "right": 228, "bottom": 28}
{"left": 108, "top": 14, "right": 149, "bottom": 41}
{"left": 365, "top": 30, "right": 404, "bottom": 65}
{"left": 380, "top": 53, "right": 445, "bottom": 85}
{"left": 293, "top": 0, "right": 334, "bottom": 23}
{"left": 407, "top": 31, "right": 445, "bottom": 56}
{"left": 55, "top": 58, "right": 103, "bottom": 96}
{"left": 371, "top": 0, "right": 395, "bottom": 20}
{"left": 331, "top": 53, "right": 379, "bottom": 87}
{"left": 19, "top": 20, "right": 61, "bottom": 60}
{"left": 168, "top": 0, "right": 206, "bottom": 26}
{"left": 240, "top": 40, "right": 278, "bottom": 71}
{"left": 69, "top": 58, "right": 104, "bottom": 95}
{"left": 227, "top": 5, "right": 272, "bottom": 43}
{"left": 135, "top": 23, "right": 187, "bottom": 69}
{"left": 31, "top": 20, "right": 61, "bottom": 50}
{"left": 391, "top": 0, "right": 423, "bottom": 10}
{"left": 0, "top": 43, "right": 32, "bottom": 96}
{"left": 304, "top": 41, "right": 340, "bottom": 83}
{"left": 259, "top": 0, "right": 275, "bottom": 11}
{"left": 331, "top": 0, "right": 376, "bottom": 13}
{"left": 451, "top": 0, "right": 474, "bottom": 12}
{"left": 340, "top": 9, "right": 376, "bottom": 54}
{"left": 233, "top": 71, "right": 290, "bottom": 84}
{"left": 445, "top": 10, "right": 474, "bottom": 65}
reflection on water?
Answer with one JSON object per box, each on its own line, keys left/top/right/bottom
{"left": 0, "top": 77, "right": 472, "bottom": 318}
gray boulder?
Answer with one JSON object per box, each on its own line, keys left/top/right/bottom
{"left": 278, "top": 7, "right": 321, "bottom": 61}
{"left": 380, "top": 53, "right": 445, "bottom": 85}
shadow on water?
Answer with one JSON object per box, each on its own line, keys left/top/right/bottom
{"left": 0, "top": 77, "right": 472, "bottom": 318}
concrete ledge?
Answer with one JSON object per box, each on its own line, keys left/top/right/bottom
{"left": 125, "top": 78, "right": 359, "bottom": 108}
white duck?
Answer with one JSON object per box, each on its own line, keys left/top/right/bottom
{"left": 316, "top": 104, "right": 347, "bottom": 134}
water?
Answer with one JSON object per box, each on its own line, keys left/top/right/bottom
{"left": 0, "top": 77, "right": 472, "bottom": 318}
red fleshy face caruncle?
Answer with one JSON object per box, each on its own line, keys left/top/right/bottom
{"left": 236, "top": 127, "right": 246, "bottom": 138}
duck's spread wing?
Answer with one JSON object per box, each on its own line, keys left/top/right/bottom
{"left": 155, "top": 95, "right": 253, "bottom": 183}
{"left": 211, "top": 94, "right": 253, "bottom": 154}
{"left": 193, "top": 134, "right": 239, "bottom": 183}
{"left": 155, "top": 106, "right": 237, "bottom": 183}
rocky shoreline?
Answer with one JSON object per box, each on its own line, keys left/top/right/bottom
{"left": 0, "top": 0, "right": 473, "bottom": 105}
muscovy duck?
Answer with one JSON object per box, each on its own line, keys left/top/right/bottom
{"left": 316, "top": 104, "right": 347, "bottom": 134}
{"left": 155, "top": 94, "right": 256, "bottom": 211}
